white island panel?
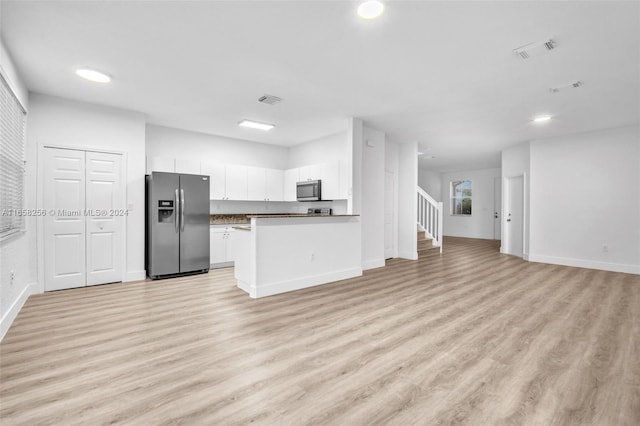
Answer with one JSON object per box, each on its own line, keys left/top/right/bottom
{"left": 234, "top": 216, "right": 362, "bottom": 298}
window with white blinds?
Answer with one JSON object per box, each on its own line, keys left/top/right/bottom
{"left": 0, "top": 72, "right": 27, "bottom": 239}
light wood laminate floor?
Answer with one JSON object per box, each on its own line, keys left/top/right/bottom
{"left": 1, "top": 237, "right": 639, "bottom": 425}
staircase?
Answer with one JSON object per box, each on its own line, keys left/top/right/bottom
{"left": 417, "top": 186, "right": 443, "bottom": 254}
{"left": 417, "top": 231, "right": 440, "bottom": 257}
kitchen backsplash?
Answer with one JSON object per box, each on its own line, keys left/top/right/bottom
{"left": 210, "top": 199, "right": 347, "bottom": 215}
{"left": 210, "top": 214, "right": 250, "bottom": 224}
{"left": 209, "top": 200, "right": 348, "bottom": 224}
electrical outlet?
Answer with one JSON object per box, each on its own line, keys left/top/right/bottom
{"left": 10, "top": 270, "right": 15, "bottom": 285}
{"left": 602, "top": 245, "right": 609, "bottom": 253}
{"left": 310, "top": 253, "right": 315, "bottom": 261}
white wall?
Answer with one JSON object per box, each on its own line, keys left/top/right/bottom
{"left": 529, "top": 125, "right": 639, "bottom": 274}
{"left": 29, "top": 93, "right": 147, "bottom": 286}
{"left": 398, "top": 142, "right": 418, "bottom": 260}
{"left": 418, "top": 168, "right": 442, "bottom": 201}
{"left": 146, "top": 124, "right": 287, "bottom": 169}
{"left": 385, "top": 142, "right": 399, "bottom": 258}
{"left": 502, "top": 142, "right": 531, "bottom": 256}
{"left": 287, "top": 131, "right": 348, "bottom": 168}
{"left": 360, "top": 126, "right": 386, "bottom": 269}
{"left": 441, "top": 168, "right": 502, "bottom": 240}
{"left": 0, "top": 38, "right": 34, "bottom": 340}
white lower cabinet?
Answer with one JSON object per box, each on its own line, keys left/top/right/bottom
{"left": 210, "top": 226, "right": 236, "bottom": 267}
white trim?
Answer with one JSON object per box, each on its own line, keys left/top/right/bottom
{"left": 125, "top": 270, "right": 146, "bottom": 282}
{"left": 242, "top": 267, "right": 363, "bottom": 299}
{"left": 502, "top": 173, "right": 526, "bottom": 258}
{"left": 398, "top": 250, "right": 418, "bottom": 260}
{"left": 528, "top": 254, "right": 639, "bottom": 275}
{"left": 0, "top": 62, "right": 28, "bottom": 113}
{"left": 363, "top": 258, "right": 385, "bottom": 270}
{"left": 0, "top": 282, "right": 34, "bottom": 341}
{"left": 443, "top": 232, "right": 495, "bottom": 240}
{"left": 210, "top": 261, "right": 234, "bottom": 269}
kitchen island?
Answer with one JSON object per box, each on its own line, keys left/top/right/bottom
{"left": 233, "top": 215, "right": 362, "bottom": 298}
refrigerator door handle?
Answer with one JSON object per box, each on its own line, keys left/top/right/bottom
{"left": 175, "top": 189, "right": 180, "bottom": 233}
{"left": 180, "top": 188, "right": 185, "bottom": 232}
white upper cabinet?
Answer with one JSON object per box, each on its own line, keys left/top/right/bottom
{"left": 175, "top": 158, "right": 201, "bottom": 175}
{"left": 201, "top": 163, "right": 247, "bottom": 200}
{"left": 299, "top": 164, "right": 322, "bottom": 182}
{"left": 284, "top": 168, "right": 299, "bottom": 201}
{"left": 146, "top": 156, "right": 175, "bottom": 174}
{"left": 265, "top": 168, "right": 284, "bottom": 201}
{"left": 247, "top": 167, "right": 267, "bottom": 201}
{"left": 150, "top": 156, "right": 347, "bottom": 201}
{"left": 320, "top": 161, "right": 340, "bottom": 200}
{"left": 247, "top": 167, "right": 284, "bottom": 201}
{"left": 201, "top": 162, "right": 226, "bottom": 199}
{"left": 339, "top": 159, "right": 349, "bottom": 199}
{"left": 225, "top": 165, "right": 248, "bottom": 200}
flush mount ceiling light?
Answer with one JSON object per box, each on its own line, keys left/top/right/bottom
{"left": 533, "top": 115, "right": 553, "bottom": 123}
{"left": 75, "top": 68, "right": 111, "bottom": 83}
{"left": 357, "top": 1, "right": 384, "bottom": 20}
{"left": 238, "top": 119, "right": 275, "bottom": 131}
{"left": 513, "top": 37, "right": 556, "bottom": 59}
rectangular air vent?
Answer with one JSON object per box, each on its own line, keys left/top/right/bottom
{"left": 513, "top": 37, "right": 556, "bottom": 59}
{"left": 258, "top": 94, "right": 283, "bottom": 105}
{"left": 550, "top": 80, "right": 583, "bottom": 93}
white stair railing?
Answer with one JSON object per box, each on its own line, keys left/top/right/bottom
{"left": 417, "top": 186, "right": 443, "bottom": 253}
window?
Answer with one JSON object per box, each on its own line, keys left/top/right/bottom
{"left": 450, "top": 180, "right": 472, "bottom": 215}
{"left": 0, "top": 72, "right": 27, "bottom": 239}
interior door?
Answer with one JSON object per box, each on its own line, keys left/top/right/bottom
{"left": 86, "top": 151, "right": 123, "bottom": 285}
{"left": 506, "top": 176, "right": 524, "bottom": 257}
{"left": 493, "top": 177, "right": 502, "bottom": 240}
{"left": 179, "top": 174, "right": 210, "bottom": 272}
{"left": 43, "top": 148, "right": 86, "bottom": 291}
{"left": 384, "top": 171, "right": 395, "bottom": 259}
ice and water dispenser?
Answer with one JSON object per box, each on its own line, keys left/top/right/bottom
{"left": 157, "top": 200, "right": 175, "bottom": 223}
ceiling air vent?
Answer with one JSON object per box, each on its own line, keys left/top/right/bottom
{"left": 550, "top": 80, "right": 583, "bottom": 93}
{"left": 258, "top": 94, "right": 283, "bottom": 105}
{"left": 513, "top": 37, "right": 556, "bottom": 59}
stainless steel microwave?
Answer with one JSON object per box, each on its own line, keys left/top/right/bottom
{"left": 296, "top": 180, "right": 322, "bottom": 201}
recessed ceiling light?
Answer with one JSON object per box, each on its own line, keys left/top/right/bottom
{"left": 533, "top": 115, "right": 552, "bottom": 123}
{"left": 238, "top": 119, "right": 275, "bottom": 131}
{"left": 75, "top": 68, "right": 111, "bottom": 83}
{"left": 357, "top": 1, "right": 384, "bottom": 20}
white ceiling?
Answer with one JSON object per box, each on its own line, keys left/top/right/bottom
{"left": 2, "top": 1, "right": 639, "bottom": 172}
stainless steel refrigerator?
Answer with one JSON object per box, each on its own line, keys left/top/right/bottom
{"left": 146, "top": 172, "right": 210, "bottom": 279}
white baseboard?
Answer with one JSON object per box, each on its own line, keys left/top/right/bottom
{"left": 362, "top": 258, "right": 385, "bottom": 270}
{"left": 444, "top": 233, "right": 495, "bottom": 240}
{"left": 125, "top": 270, "right": 147, "bottom": 282}
{"left": 1, "top": 282, "right": 35, "bottom": 342}
{"left": 528, "top": 254, "right": 639, "bottom": 275}
{"left": 398, "top": 251, "right": 418, "bottom": 260}
{"left": 248, "top": 267, "right": 363, "bottom": 298}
